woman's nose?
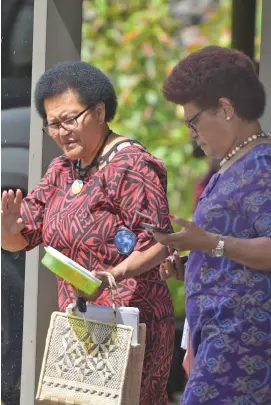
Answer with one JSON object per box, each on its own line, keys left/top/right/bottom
{"left": 189, "top": 127, "right": 198, "bottom": 141}
{"left": 58, "top": 125, "right": 71, "bottom": 136}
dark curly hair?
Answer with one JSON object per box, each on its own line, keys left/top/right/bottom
{"left": 34, "top": 61, "right": 117, "bottom": 122}
{"left": 163, "top": 46, "right": 266, "bottom": 121}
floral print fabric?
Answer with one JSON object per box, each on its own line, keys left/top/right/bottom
{"left": 182, "top": 144, "right": 271, "bottom": 405}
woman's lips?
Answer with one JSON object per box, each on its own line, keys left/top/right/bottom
{"left": 63, "top": 140, "right": 78, "bottom": 146}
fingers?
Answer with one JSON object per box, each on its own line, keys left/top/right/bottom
{"left": 159, "top": 263, "right": 170, "bottom": 281}
{"left": 171, "top": 216, "right": 191, "bottom": 228}
{"left": 92, "top": 270, "right": 105, "bottom": 280}
{"left": 153, "top": 230, "right": 183, "bottom": 250}
{"left": 92, "top": 270, "right": 111, "bottom": 287}
{"left": 14, "top": 189, "right": 23, "bottom": 205}
{"left": 1, "top": 189, "right": 23, "bottom": 214}
{"left": 159, "top": 256, "right": 176, "bottom": 280}
{"left": 17, "top": 217, "right": 25, "bottom": 226}
{"left": 7, "top": 189, "right": 15, "bottom": 206}
{"left": 153, "top": 230, "right": 177, "bottom": 245}
{"left": 166, "top": 256, "right": 177, "bottom": 278}
{"left": 160, "top": 253, "right": 185, "bottom": 281}
{"left": 1, "top": 190, "right": 8, "bottom": 214}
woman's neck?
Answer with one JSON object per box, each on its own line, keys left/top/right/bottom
{"left": 231, "top": 121, "right": 262, "bottom": 150}
{"left": 81, "top": 128, "right": 112, "bottom": 168}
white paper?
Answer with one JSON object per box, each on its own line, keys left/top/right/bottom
{"left": 67, "top": 304, "right": 140, "bottom": 345}
{"left": 181, "top": 317, "right": 189, "bottom": 350}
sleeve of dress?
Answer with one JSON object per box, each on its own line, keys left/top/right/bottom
{"left": 239, "top": 152, "right": 271, "bottom": 237}
{"left": 20, "top": 160, "right": 55, "bottom": 250}
{"left": 107, "top": 151, "right": 173, "bottom": 251}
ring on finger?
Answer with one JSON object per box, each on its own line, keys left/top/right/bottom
{"left": 168, "top": 255, "right": 176, "bottom": 268}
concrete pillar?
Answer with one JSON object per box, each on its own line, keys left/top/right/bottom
{"left": 20, "top": 1, "right": 82, "bottom": 404}
{"left": 259, "top": 0, "right": 271, "bottom": 131}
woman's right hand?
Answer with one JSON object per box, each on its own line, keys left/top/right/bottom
{"left": 1, "top": 189, "right": 25, "bottom": 236}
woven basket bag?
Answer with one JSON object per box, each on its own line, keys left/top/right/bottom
{"left": 36, "top": 274, "right": 146, "bottom": 405}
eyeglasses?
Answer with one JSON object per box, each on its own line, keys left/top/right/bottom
{"left": 184, "top": 109, "right": 205, "bottom": 132}
{"left": 43, "top": 105, "right": 91, "bottom": 137}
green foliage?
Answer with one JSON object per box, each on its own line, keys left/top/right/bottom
{"left": 166, "top": 277, "right": 186, "bottom": 319}
{"left": 81, "top": 0, "right": 238, "bottom": 320}
{"left": 186, "top": 0, "right": 231, "bottom": 52}
{"left": 82, "top": 0, "right": 210, "bottom": 221}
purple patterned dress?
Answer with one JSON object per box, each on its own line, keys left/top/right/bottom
{"left": 181, "top": 144, "right": 271, "bottom": 405}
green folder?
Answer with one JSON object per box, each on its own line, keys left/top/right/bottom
{"left": 42, "top": 246, "right": 101, "bottom": 296}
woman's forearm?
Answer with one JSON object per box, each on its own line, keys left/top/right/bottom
{"left": 111, "top": 240, "right": 168, "bottom": 281}
{"left": 1, "top": 233, "right": 28, "bottom": 252}
{"left": 205, "top": 233, "right": 271, "bottom": 271}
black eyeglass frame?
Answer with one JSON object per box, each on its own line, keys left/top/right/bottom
{"left": 42, "top": 105, "right": 92, "bottom": 136}
{"left": 184, "top": 109, "right": 205, "bottom": 132}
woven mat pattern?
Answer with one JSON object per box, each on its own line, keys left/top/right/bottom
{"left": 37, "top": 312, "right": 133, "bottom": 405}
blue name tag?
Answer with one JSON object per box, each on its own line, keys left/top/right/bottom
{"left": 114, "top": 227, "right": 137, "bottom": 256}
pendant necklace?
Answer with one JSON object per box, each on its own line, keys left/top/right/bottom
{"left": 71, "top": 178, "right": 84, "bottom": 195}
{"left": 71, "top": 129, "right": 112, "bottom": 195}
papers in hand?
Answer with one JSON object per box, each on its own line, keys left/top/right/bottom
{"left": 67, "top": 304, "right": 140, "bottom": 346}
{"left": 181, "top": 317, "right": 189, "bottom": 350}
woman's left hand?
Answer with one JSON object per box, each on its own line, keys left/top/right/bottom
{"left": 153, "top": 217, "right": 218, "bottom": 252}
{"left": 160, "top": 252, "right": 185, "bottom": 281}
{"left": 73, "top": 270, "right": 110, "bottom": 302}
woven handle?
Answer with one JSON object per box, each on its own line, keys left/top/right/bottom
{"left": 106, "top": 272, "right": 124, "bottom": 309}
{"left": 76, "top": 272, "right": 124, "bottom": 320}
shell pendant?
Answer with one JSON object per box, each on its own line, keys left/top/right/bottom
{"left": 71, "top": 179, "right": 83, "bottom": 195}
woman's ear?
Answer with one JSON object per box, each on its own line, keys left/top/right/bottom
{"left": 218, "top": 97, "right": 234, "bottom": 121}
{"left": 95, "top": 102, "right": 106, "bottom": 124}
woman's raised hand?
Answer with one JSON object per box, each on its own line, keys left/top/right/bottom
{"left": 1, "top": 189, "right": 25, "bottom": 236}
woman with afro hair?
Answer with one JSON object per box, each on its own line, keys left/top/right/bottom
{"left": 1, "top": 61, "right": 175, "bottom": 405}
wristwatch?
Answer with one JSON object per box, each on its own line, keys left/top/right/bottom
{"left": 211, "top": 235, "right": 225, "bottom": 257}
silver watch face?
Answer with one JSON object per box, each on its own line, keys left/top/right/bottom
{"left": 212, "top": 237, "right": 225, "bottom": 257}
{"left": 212, "top": 249, "right": 223, "bottom": 257}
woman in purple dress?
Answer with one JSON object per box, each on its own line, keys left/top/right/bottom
{"left": 155, "top": 46, "right": 271, "bottom": 404}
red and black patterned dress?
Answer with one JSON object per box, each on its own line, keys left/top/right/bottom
{"left": 21, "top": 142, "right": 175, "bottom": 405}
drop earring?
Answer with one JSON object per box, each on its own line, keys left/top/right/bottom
{"left": 226, "top": 116, "right": 230, "bottom": 121}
